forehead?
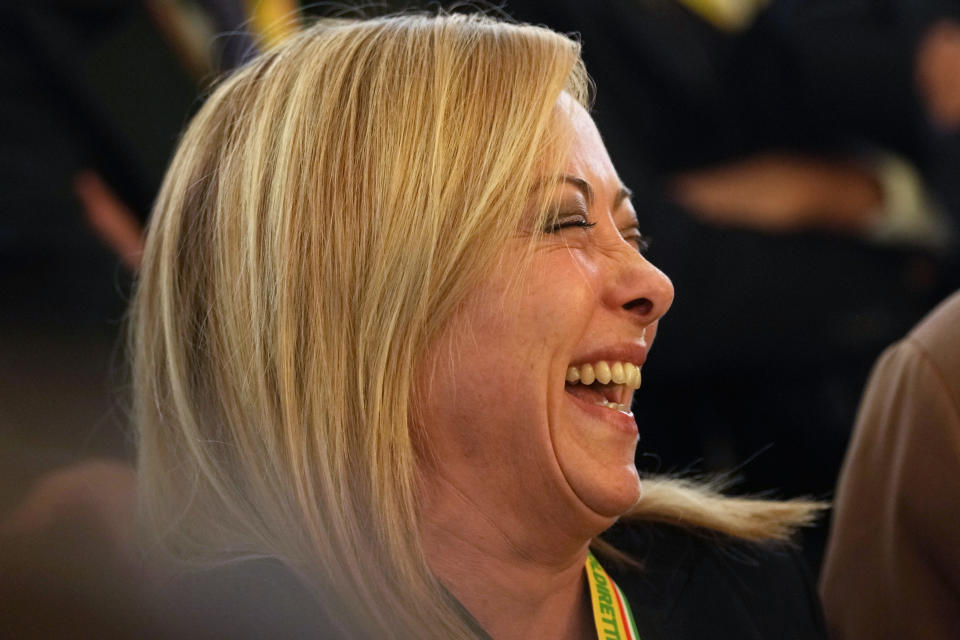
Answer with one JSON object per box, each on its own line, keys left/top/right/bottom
{"left": 556, "top": 95, "right": 619, "bottom": 186}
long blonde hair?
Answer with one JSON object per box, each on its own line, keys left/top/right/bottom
{"left": 132, "top": 13, "right": 821, "bottom": 639}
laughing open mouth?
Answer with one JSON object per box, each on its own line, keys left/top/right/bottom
{"left": 564, "top": 361, "right": 641, "bottom": 412}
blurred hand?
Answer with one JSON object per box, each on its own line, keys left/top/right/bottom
{"left": 669, "top": 152, "right": 883, "bottom": 233}
{"left": 916, "top": 19, "right": 960, "bottom": 131}
{"left": 74, "top": 170, "right": 144, "bottom": 271}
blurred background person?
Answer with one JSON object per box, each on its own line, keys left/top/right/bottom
{"left": 819, "top": 288, "right": 960, "bottom": 640}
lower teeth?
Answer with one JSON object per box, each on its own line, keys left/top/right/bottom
{"left": 595, "top": 400, "right": 629, "bottom": 412}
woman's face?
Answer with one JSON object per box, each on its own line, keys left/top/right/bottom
{"left": 418, "top": 99, "right": 674, "bottom": 540}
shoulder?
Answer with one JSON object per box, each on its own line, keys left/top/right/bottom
{"left": 152, "top": 558, "right": 340, "bottom": 639}
{"left": 853, "top": 289, "right": 960, "bottom": 448}
{"left": 600, "top": 521, "right": 827, "bottom": 640}
{"left": 905, "top": 289, "right": 960, "bottom": 399}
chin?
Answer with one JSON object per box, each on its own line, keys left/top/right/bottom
{"left": 576, "top": 466, "right": 643, "bottom": 520}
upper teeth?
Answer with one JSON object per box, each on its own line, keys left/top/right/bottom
{"left": 565, "top": 361, "right": 641, "bottom": 389}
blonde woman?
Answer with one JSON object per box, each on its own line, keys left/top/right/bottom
{"left": 133, "top": 13, "right": 826, "bottom": 639}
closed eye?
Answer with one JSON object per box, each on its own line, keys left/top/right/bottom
{"left": 545, "top": 212, "right": 597, "bottom": 233}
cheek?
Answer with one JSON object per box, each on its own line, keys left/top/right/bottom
{"left": 515, "top": 249, "right": 601, "bottom": 336}
{"left": 415, "top": 251, "right": 603, "bottom": 463}
{"left": 472, "top": 250, "right": 601, "bottom": 360}
{"left": 414, "top": 307, "right": 534, "bottom": 464}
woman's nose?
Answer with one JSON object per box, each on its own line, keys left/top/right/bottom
{"left": 607, "top": 251, "right": 675, "bottom": 325}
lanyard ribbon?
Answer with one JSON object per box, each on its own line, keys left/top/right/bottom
{"left": 585, "top": 552, "right": 641, "bottom": 640}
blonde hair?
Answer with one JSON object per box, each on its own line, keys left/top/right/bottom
{"left": 132, "top": 13, "right": 822, "bottom": 638}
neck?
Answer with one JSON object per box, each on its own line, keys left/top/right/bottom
{"left": 421, "top": 477, "right": 600, "bottom": 640}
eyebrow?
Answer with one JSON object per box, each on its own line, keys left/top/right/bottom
{"left": 559, "top": 174, "right": 633, "bottom": 211}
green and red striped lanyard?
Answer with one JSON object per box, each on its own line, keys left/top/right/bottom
{"left": 585, "top": 552, "right": 641, "bottom": 640}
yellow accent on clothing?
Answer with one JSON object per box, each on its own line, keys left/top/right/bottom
{"left": 674, "top": 0, "right": 768, "bottom": 32}
{"left": 245, "top": 0, "right": 300, "bottom": 48}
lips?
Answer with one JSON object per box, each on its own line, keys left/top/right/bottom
{"left": 563, "top": 339, "right": 649, "bottom": 419}
{"left": 564, "top": 360, "right": 642, "bottom": 418}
